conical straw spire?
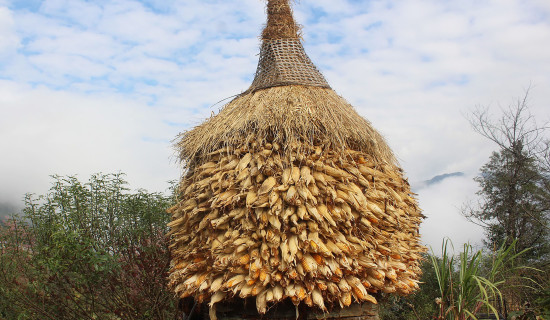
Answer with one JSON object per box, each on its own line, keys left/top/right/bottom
{"left": 262, "top": 0, "right": 301, "bottom": 40}
{"left": 248, "top": 0, "right": 330, "bottom": 92}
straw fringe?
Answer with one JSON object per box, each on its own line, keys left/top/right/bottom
{"left": 176, "top": 86, "right": 395, "bottom": 167}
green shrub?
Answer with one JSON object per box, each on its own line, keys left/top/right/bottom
{"left": 0, "top": 173, "right": 178, "bottom": 320}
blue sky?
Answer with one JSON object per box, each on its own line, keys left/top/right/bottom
{"left": 1, "top": 0, "right": 550, "bottom": 251}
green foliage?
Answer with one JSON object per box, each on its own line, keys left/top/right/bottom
{"left": 473, "top": 147, "right": 550, "bottom": 261}
{"left": 534, "top": 288, "right": 550, "bottom": 318}
{"left": 0, "top": 173, "right": 178, "bottom": 320}
{"left": 466, "top": 92, "right": 550, "bottom": 316}
{"left": 430, "top": 239, "right": 529, "bottom": 320}
{"left": 507, "top": 287, "right": 550, "bottom": 320}
{"left": 466, "top": 92, "right": 550, "bottom": 260}
{"left": 380, "top": 239, "right": 530, "bottom": 320}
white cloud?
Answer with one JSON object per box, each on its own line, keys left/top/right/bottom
{"left": 0, "top": 6, "right": 18, "bottom": 58}
{"left": 1, "top": 0, "right": 549, "bottom": 251}
{"left": 39, "top": 0, "right": 103, "bottom": 27}
{"left": 418, "top": 175, "right": 485, "bottom": 253}
{"left": 28, "top": 53, "right": 111, "bottom": 80}
{"left": 26, "top": 31, "right": 122, "bottom": 62}
{"left": 0, "top": 80, "right": 179, "bottom": 202}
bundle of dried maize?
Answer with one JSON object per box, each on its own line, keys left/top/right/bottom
{"left": 168, "top": 140, "right": 424, "bottom": 314}
{"left": 168, "top": 0, "right": 426, "bottom": 318}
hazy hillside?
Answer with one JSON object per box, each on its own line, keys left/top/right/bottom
{"left": 413, "top": 172, "right": 465, "bottom": 191}
{"left": 0, "top": 202, "right": 20, "bottom": 219}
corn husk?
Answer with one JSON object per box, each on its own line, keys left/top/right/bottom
{"left": 168, "top": 141, "right": 425, "bottom": 314}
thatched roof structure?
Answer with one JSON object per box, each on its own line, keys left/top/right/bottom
{"left": 176, "top": 0, "right": 394, "bottom": 167}
{"left": 168, "top": 1, "right": 425, "bottom": 318}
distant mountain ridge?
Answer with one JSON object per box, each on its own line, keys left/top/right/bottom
{"left": 412, "top": 172, "right": 465, "bottom": 191}
{"left": 425, "top": 172, "right": 465, "bottom": 186}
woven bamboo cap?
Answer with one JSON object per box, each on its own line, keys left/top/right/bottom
{"left": 248, "top": 0, "right": 330, "bottom": 92}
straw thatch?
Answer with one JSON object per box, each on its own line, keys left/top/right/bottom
{"left": 168, "top": 0, "right": 425, "bottom": 318}
{"left": 262, "top": 0, "right": 301, "bottom": 40}
{"left": 177, "top": 86, "right": 395, "bottom": 169}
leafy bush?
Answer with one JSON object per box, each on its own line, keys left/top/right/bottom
{"left": 430, "top": 239, "right": 531, "bottom": 320}
{"left": 0, "top": 173, "right": 178, "bottom": 320}
{"left": 381, "top": 239, "right": 536, "bottom": 320}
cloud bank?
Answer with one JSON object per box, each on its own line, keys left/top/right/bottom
{"left": 1, "top": 0, "right": 549, "bottom": 249}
